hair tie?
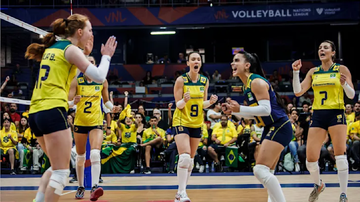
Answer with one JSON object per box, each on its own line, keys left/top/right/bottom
{"left": 63, "top": 18, "right": 69, "bottom": 26}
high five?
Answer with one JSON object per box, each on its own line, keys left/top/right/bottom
{"left": 292, "top": 40, "right": 354, "bottom": 202}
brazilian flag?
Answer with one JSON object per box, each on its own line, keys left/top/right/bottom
{"left": 225, "top": 146, "right": 239, "bottom": 168}
{"left": 101, "top": 143, "right": 136, "bottom": 173}
{"left": 22, "top": 148, "right": 32, "bottom": 168}
{"left": 41, "top": 154, "right": 50, "bottom": 173}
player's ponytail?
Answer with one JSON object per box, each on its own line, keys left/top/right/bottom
{"left": 25, "top": 14, "right": 89, "bottom": 61}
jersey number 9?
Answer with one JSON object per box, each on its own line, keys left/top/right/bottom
{"left": 84, "top": 101, "right": 92, "bottom": 113}
{"left": 320, "top": 91, "right": 327, "bottom": 105}
{"left": 190, "top": 104, "right": 198, "bottom": 117}
{"left": 36, "top": 65, "right": 50, "bottom": 89}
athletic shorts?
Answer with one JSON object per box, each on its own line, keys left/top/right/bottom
{"left": 74, "top": 125, "right": 102, "bottom": 134}
{"left": 310, "top": 109, "right": 346, "bottom": 130}
{"left": 261, "top": 117, "right": 293, "bottom": 147}
{"left": 29, "top": 107, "right": 68, "bottom": 137}
{"left": 172, "top": 126, "right": 201, "bottom": 138}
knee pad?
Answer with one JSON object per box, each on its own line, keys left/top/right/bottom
{"left": 90, "top": 149, "right": 100, "bottom": 163}
{"left": 188, "top": 158, "right": 194, "bottom": 172}
{"left": 335, "top": 155, "right": 348, "bottom": 171}
{"left": 49, "top": 169, "right": 70, "bottom": 195}
{"left": 253, "top": 164, "right": 271, "bottom": 184}
{"left": 178, "top": 153, "right": 191, "bottom": 169}
{"left": 306, "top": 160, "right": 319, "bottom": 173}
{"left": 76, "top": 154, "right": 86, "bottom": 166}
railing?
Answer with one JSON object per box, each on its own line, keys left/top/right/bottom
{"left": 1, "top": 0, "right": 340, "bottom": 8}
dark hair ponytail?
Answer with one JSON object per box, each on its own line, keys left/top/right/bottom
{"left": 238, "top": 51, "right": 286, "bottom": 112}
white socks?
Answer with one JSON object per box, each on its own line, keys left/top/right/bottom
{"left": 34, "top": 191, "right": 44, "bottom": 202}
{"left": 177, "top": 154, "right": 191, "bottom": 194}
{"left": 90, "top": 149, "right": 101, "bottom": 187}
{"left": 306, "top": 160, "right": 321, "bottom": 186}
{"left": 76, "top": 154, "right": 86, "bottom": 187}
{"left": 267, "top": 170, "right": 275, "bottom": 202}
{"left": 335, "top": 155, "right": 348, "bottom": 194}
{"left": 254, "top": 165, "right": 286, "bottom": 202}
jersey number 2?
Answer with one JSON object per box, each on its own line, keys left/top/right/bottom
{"left": 84, "top": 101, "right": 92, "bottom": 113}
{"left": 36, "top": 65, "right": 50, "bottom": 89}
{"left": 320, "top": 91, "right": 327, "bottom": 105}
{"left": 190, "top": 104, "right": 198, "bottom": 117}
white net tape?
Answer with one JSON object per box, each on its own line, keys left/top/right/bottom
{"left": 0, "top": 12, "right": 45, "bottom": 106}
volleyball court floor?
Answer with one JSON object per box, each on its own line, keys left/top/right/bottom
{"left": 1, "top": 172, "right": 359, "bottom": 202}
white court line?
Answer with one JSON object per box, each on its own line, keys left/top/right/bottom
{"left": 61, "top": 190, "right": 77, "bottom": 196}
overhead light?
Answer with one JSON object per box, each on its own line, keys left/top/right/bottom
{"left": 160, "top": 27, "right": 167, "bottom": 29}
{"left": 151, "top": 31, "right": 176, "bottom": 35}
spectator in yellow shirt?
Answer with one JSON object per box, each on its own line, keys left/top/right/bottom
{"left": 0, "top": 118, "right": 18, "bottom": 175}
{"left": 207, "top": 115, "right": 237, "bottom": 172}
{"left": 350, "top": 112, "right": 360, "bottom": 170}
{"left": 103, "top": 120, "right": 117, "bottom": 145}
{"left": 140, "top": 116, "right": 166, "bottom": 174}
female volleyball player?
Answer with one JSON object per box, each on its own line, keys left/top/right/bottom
{"left": 292, "top": 40, "right": 354, "bottom": 202}
{"left": 222, "top": 51, "right": 292, "bottom": 202}
{"left": 68, "top": 67, "right": 120, "bottom": 200}
{"left": 172, "top": 52, "right": 218, "bottom": 202}
{"left": 25, "top": 14, "right": 117, "bottom": 202}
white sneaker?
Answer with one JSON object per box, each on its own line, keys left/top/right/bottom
{"left": 295, "top": 163, "right": 300, "bottom": 172}
{"left": 195, "top": 162, "right": 200, "bottom": 169}
{"left": 199, "top": 165, "right": 205, "bottom": 173}
{"left": 175, "top": 192, "right": 190, "bottom": 202}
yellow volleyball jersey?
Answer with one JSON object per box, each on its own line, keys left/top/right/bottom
{"left": 74, "top": 74, "right": 103, "bottom": 127}
{"left": 119, "top": 123, "right": 137, "bottom": 144}
{"left": 0, "top": 130, "right": 18, "bottom": 148}
{"left": 1, "top": 122, "right": 16, "bottom": 133}
{"left": 30, "top": 40, "right": 77, "bottom": 114}
{"left": 346, "top": 112, "right": 355, "bottom": 125}
{"left": 172, "top": 74, "right": 208, "bottom": 128}
{"left": 311, "top": 63, "right": 344, "bottom": 110}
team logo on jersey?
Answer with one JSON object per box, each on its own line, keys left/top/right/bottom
{"left": 247, "top": 92, "right": 254, "bottom": 101}
{"left": 200, "top": 77, "right": 206, "bottom": 84}
{"left": 337, "top": 114, "right": 343, "bottom": 123}
{"left": 178, "top": 126, "right": 184, "bottom": 132}
{"left": 79, "top": 78, "right": 84, "bottom": 83}
{"left": 330, "top": 73, "right": 336, "bottom": 78}
{"left": 183, "top": 77, "right": 188, "bottom": 83}
{"left": 95, "top": 86, "right": 100, "bottom": 91}
{"left": 200, "top": 87, "right": 204, "bottom": 92}
{"left": 333, "top": 66, "right": 339, "bottom": 71}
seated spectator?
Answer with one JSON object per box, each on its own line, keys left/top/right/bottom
{"left": 212, "top": 70, "right": 221, "bottom": 82}
{"left": 140, "top": 116, "right": 166, "bottom": 174}
{"left": 350, "top": 112, "right": 360, "bottom": 170}
{"left": 177, "top": 53, "right": 186, "bottom": 64}
{"left": 158, "top": 54, "right": 171, "bottom": 64}
{"left": 153, "top": 108, "right": 168, "bottom": 131}
{"left": 164, "top": 128, "right": 177, "bottom": 173}
{"left": 0, "top": 118, "right": 18, "bottom": 175}
{"left": 143, "top": 71, "right": 153, "bottom": 85}
{"left": 195, "top": 122, "right": 208, "bottom": 173}
{"left": 21, "top": 127, "right": 43, "bottom": 173}
{"left": 207, "top": 115, "right": 238, "bottom": 172}
{"left": 279, "top": 109, "right": 301, "bottom": 172}
{"left": 9, "top": 103, "right": 21, "bottom": 128}
{"left": 103, "top": 120, "right": 118, "bottom": 145}
{"left": 2, "top": 112, "right": 17, "bottom": 132}
{"left": 298, "top": 92, "right": 312, "bottom": 107}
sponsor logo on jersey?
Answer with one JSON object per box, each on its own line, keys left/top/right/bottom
{"left": 247, "top": 92, "right": 254, "bottom": 101}
{"left": 330, "top": 73, "right": 336, "bottom": 78}
{"left": 95, "top": 86, "right": 100, "bottom": 91}
{"left": 200, "top": 86, "right": 204, "bottom": 92}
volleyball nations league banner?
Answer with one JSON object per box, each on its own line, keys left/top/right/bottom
{"left": 1, "top": 2, "right": 359, "bottom": 27}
